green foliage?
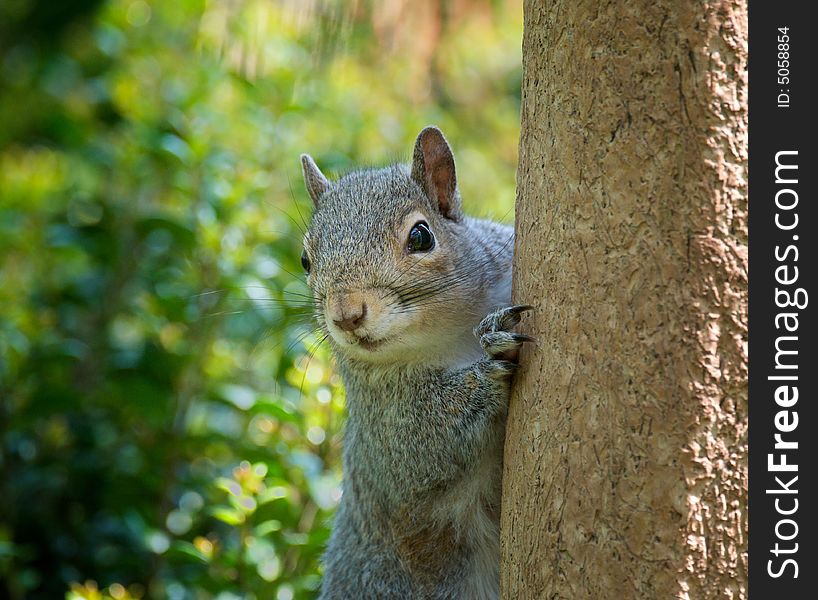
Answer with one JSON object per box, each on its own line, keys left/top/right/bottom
{"left": 0, "top": 0, "right": 521, "bottom": 598}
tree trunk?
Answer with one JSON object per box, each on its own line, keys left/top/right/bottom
{"left": 500, "top": 2, "right": 748, "bottom": 598}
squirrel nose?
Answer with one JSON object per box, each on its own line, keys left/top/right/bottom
{"left": 333, "top": 302, "right": 367, "bottom": 332}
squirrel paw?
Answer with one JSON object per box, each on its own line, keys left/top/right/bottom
{"left": 474, "top": 305, "right": 534, "bottom": 374}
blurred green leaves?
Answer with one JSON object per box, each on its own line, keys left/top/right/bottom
{"left": 0, "top": 0, "right": 521, "bottom": 598}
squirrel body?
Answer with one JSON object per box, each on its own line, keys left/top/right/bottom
{"left": 300, "top": 127, "right": 530, "bottom": 599}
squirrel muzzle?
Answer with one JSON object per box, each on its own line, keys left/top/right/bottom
{"left": 324, "top": 287, "right": 409, "bottom": 357}
{"left": 328, "top": 293, "right": 368, "bottom": 332}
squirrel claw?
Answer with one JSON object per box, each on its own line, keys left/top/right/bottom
{"left": 475, "top": 305, "right": 535, "bottom": 365}
{"left": 474, "top": 304, "right": 535, "bottom": 338}
{"left": 512, "top": 333, "right": 536, "bottom": 344}
{"left": 478, "top": 331, "right": 535, "bottom": 360}
{"left": 508, "top": 304, "right": 535, "bottom": 314}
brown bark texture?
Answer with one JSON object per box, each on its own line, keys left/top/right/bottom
{"left": 500, "top": 1, "right": 748, "bottom": 599}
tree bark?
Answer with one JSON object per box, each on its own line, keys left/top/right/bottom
{"left": 501, "top": 1, "right": 747, "bottom": 599}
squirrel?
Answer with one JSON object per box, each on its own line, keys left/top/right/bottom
{"left": 299, "top": 126, "right": 532, "bottom": 600}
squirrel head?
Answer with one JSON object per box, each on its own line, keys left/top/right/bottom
{"left": 299, "top": 126, "right": 494, "bottom": 366}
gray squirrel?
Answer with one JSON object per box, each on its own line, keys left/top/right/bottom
{"left": 299, "top": 126, "right": 532, "bottom": 599}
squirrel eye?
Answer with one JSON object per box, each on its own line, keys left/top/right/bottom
{"left": 407, "top": 221, "right": 435, "bottom": 253}
{"left": 301, "top": 249, "right": 311, "bottom": 274}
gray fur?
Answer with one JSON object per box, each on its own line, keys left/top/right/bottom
{"left": 300, "top": 127, "right": 530, "bottom": 599}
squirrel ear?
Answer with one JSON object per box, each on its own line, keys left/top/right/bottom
{"left": 411, "top": 126, "right": 462, "bottom": 220}
{"left": 301, "top": 154, "right": 330, "bottom": 206}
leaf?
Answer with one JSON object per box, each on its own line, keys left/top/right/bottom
{"left": 209, "top": 506, "right": 245, "bottom": 526}
{"left": 254, "top": 520, "right": 282, "bottom": 537}
{"left": 167, "top": 541, "right": 210, "bottom": 564}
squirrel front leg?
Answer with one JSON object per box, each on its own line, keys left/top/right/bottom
{"left": 431, "top": 305, "right": 534, "bottom": 466}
